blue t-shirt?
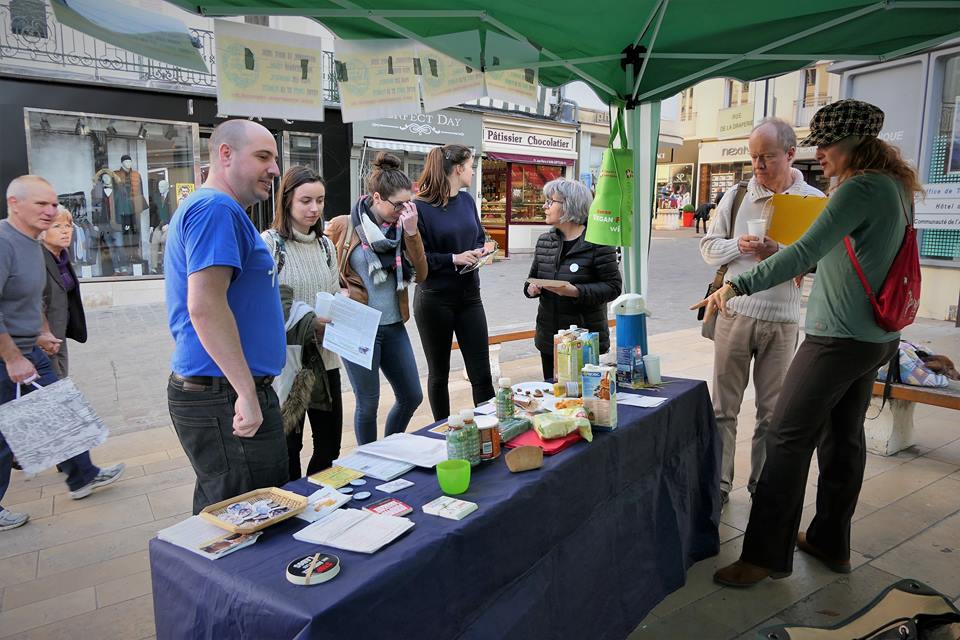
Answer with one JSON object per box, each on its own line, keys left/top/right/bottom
{"left": 164, "top": 188, "right": 285, "bottom": 377}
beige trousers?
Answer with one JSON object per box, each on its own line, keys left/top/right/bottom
{"left": 713, "top": 312, "right": 799, "bottom": 495}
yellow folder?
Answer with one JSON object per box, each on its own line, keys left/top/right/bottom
{"left": 768, "top": 194, "right": 828, "bottom": 245}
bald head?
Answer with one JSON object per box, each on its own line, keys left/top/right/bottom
{"left": 6, "top": 175, "right": 53, "bottom": 201}
{"left": 204, "top": 119, "right": 280, "bottom": 208}
{"left": 208, "top": 120, "right": 269, "bottom": 166}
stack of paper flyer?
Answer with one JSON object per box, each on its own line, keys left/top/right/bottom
{"left": 293, "top": 508, "right": 414, "bottom": 553}
{"left": 355, "top": 433, "right": 448, "bottom": 468}
{"left": 333, "top": 451, "right": 414, "bottom": 481}
{"left": 158, "top": 516, "right": 261, "bottom": 560}
{"left": 422, "top": 496, "right": 478, "bottom": 521}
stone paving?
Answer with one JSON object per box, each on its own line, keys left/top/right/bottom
{"left": 0, "top": 228, "right": 957, "bottom": 639}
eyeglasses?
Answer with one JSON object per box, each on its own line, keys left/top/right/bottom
{"left": 384, "top": 198, "right": 411, "bottom": 212}
{"left": 543, "top": 198, "right": 564, "bottom": 208}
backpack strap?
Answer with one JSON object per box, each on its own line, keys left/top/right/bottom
{"left": 710, "top": 181, "right": 749, "bottom": 289}
{"left": 843, "top": 235, "right": 876, "bottom": 307}
{"left": 336, "top": 215, "right": 354, "bottom": 277}
{"left": 266, "top": 229, "right": 286, "bottom": 276}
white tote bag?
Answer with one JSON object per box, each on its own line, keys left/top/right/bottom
{"left": 0, "top": 378, "right": 109, "bottom": 474}
{"left": 271, "top": 345, "right": 303, "bottom": 406}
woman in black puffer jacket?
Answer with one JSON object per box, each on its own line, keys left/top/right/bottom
{"left": 524, "top": 178, "right": 622, "bottom": 381}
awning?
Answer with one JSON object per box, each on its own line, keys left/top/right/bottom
{"left": 485, "top": 152, "right": 575, "bottom": 166}
{"left": 364, "top": 138, "right": 440, "bottom": 155}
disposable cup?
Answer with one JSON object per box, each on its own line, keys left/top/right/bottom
{"left": 642, "top": 355, "right": 662, "bottom": 385}
{"left": 437, "top": 459, "right": 471, "bottom": 495}
{"left": 747, "top": 219, "right": 766, "bottom": 242}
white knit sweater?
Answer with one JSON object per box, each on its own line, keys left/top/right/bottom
{"left": 699, "top": 168, "right": 824, "bottom": 323}
{"left": 261, "top": 228, "right": 341, "bottom": 370}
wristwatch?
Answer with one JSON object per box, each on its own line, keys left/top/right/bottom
{"left": 725, "top": 280, "right": 744, "bottom": 296}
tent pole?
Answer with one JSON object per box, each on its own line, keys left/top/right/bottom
{"left": 622, "top": 101, "right": 660, "bottom": 296}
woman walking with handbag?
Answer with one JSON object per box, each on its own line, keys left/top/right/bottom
{"left": 262, "top": 166, "right": 342, "bottom": 477}
{"left": 414, "top": 145, "right": 495, "bottom": 420}
{"left": 694, "top": 99, "right": 921, "bottom": 587}
{"left": 325, "top": 153, "right": 426, "bottom": 445}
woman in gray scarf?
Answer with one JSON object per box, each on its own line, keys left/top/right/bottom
{"left": 325, "top": 153, "right": 428, "bottom": 444}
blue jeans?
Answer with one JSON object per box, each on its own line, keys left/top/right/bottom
{"left": 342, "top": 322, "right": 423, "bottom": 445}
{"left": 0, "top": 347, "right": 99, "bottom": 510}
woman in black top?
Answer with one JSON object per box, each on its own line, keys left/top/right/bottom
{"left": 414, "top": 144, "right": 495, "bottom": 420}
{"left": 524, "top": 179, "right": 622, "bottom": 381}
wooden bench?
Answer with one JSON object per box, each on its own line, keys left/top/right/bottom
{"left": 865, "top": 381, "right": 960, "bottom": 456}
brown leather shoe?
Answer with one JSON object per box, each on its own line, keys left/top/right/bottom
{"left": 713, "top": 560, "right": 791, "bottom": 588}
{"left": 796, "top": 532, "right": 851, "bottom": 574}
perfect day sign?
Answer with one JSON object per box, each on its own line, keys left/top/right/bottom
{"left": 214, "top": 20, "right": 324, "bottom": 122}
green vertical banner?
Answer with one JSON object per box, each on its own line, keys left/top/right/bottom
{"left": 586, "top": 110, "right": 633, "bottom": 246}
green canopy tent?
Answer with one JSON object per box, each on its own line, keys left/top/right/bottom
{"left": 168, "top": 0, "right": 960, "bottom": 295}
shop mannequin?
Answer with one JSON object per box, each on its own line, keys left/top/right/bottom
{"left": 149, "top": 179, "right": 174, "bottom": 273}
{"left": 91, "top": 169, "right": 127, "bottom": 275}
{"left": 114, "top": 154, "right": 147, "bottom": 268}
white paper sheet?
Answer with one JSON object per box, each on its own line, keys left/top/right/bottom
{"left": 293, "top": 508, "right": 414, "bottom": 553}
{"left": 334, "top": 451, "right": 414, "bottom": 481}
{"left": 617, "top": 394, "right": 669, "bottom": 408}
{"left": 356, "top": 433, "right": 448, "bottom": 468}
{"left": 157, "top": 516, "right": 261, "bottom": 559}
{"left": 321, "top": 294, "right": 381, "bottom": 370}
{"left": 296, "top": 486, "right": 352, "bottom": 523}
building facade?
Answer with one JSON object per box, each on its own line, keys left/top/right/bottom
{"left": 0, "top": 2, "right": 349, "bottom": 307}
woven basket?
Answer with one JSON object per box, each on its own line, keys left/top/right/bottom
{"left": 199, "top": 487, "right": 308, "bottom": 534}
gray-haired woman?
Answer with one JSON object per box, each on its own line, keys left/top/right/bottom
{"left": 523, "top": 178, "right": 622, "bottom": 381}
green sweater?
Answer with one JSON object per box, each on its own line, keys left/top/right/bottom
{"left": 732, "top": 173, "right": 906, "bottom": 343}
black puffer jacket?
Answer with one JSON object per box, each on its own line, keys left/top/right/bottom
{"left": 524, "top": 228, "right": 622, "bottom": 354}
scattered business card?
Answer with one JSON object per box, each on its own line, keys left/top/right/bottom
{"left": 376, "top": 478, "right": 414, "bottom": 494}
{"left": 363, "top": 497, "right": 413, "bottom": 517}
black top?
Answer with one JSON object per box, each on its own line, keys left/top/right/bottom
{"left": 415, "top": 191, "right": 486, "bottom": 293}
{"left": 524, "top": 228, "right": 622, "bottom": 354}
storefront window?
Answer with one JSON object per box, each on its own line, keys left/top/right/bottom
{"left": 26, "top": 109, "right": 198, "bottom": 279}
{"left": 480, "top": 159, "right": 507, "bottom": 228}
{"left": 509, "top": 163, "right": 562, "bottom": 224}
{"left": 655, "top": 163, "right": 694, "bottom": 213}
{"left": 697, "top": 162, "right": 753, "bottom": 205}
{"left": 283, "top": 131, "right": 322, "bottom": 175}
{"left": 922, "top": 53, "right": 960, "bottom": 262}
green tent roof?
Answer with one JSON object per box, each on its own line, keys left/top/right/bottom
{"left": 168, "top": 0, "right": 960, "bottom": 104}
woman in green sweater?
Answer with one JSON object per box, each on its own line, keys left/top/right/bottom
{"left": 694, "top": 99, "right": 924, "bottom": 587}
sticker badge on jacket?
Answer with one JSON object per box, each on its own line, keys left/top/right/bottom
{"left": 570, "top": 263, "right": 580, "bottom": 273}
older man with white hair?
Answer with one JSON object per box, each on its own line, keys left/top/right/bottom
{"left": 700, "top": 117, "right": 824, "bottom": 507}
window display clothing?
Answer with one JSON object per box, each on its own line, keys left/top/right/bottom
{"left": 149, "top": 184, "right": 175, "bottom": 273}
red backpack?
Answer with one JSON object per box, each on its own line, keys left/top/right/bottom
{"left": 843, "top": 189, "right": 921, "bottom": 332}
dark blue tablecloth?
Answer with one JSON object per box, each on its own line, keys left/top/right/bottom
{"left": 151, "top": 377, "right": 720, "bottom": 640}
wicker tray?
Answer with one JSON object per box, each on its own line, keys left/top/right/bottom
{"left": 199, "top": 487, "right": 308, "bottom": 534}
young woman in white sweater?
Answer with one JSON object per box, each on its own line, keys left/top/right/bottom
{"left": 262, "top": 166, "right": 342, "bottom": 478}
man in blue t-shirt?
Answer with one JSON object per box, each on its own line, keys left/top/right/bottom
{"left": 164, "top": 120, "right": 288, "bottom": 514}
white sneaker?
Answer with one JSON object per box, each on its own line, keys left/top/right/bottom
{"left": 69, "top": 463, "right": 126, "bottom": 500}
{"left": 0, "top": 509, "right": 29, "bottom": 531}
